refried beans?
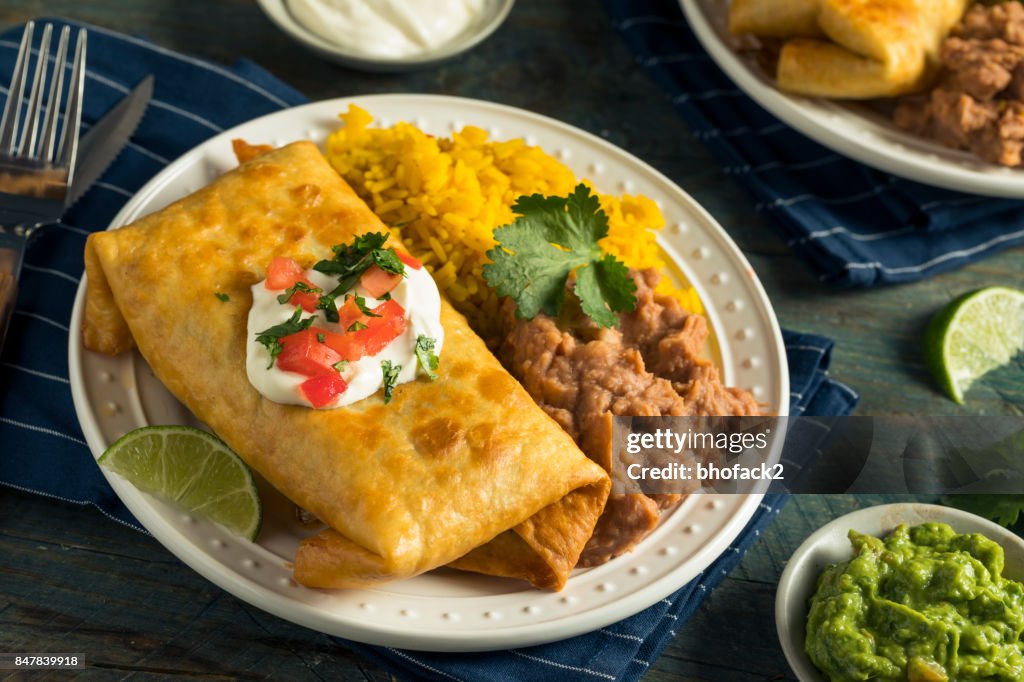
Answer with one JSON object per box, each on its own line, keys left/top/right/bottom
{"left": 894, "top": 2, "right": 1024, "bottom": 166}
{"left": 498, "top": 268, "right": 760, "bottom": 567}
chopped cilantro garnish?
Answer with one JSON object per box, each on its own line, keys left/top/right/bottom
{"left": 276, "top": 281, "right": 321, "bottom": 305}
{"left": 254, "top": 307, "right": 317, "bottom": 369}
{"left": 354, "top": 232, "right": 389, "bottom": 253}
{"left": 333, "top": 360, "right": 349, "bottom": 373}
{"left": 347, "top": 294, "right": 382, "bottom": 318}
{"left": 482, "top": 183, "right": 637, "bottom": 328}
{"left": 214, "top": 292, "right": 230, "bottom": 302}
{"left": 372, "top": 248, "right": 404, "bottom": 275}
{"left": 381, "top": 360, "right": 401, "bottom": 403}
{"left": 347, "top": 321, "right": 368, "bottom": 332}
{"left": 313, "top": 231, "right": 405, "bottom": 288}
{"left": 415, "top": 335, "right": 440, "bottom": 381}
{"left": 317, "top": 333, "right": 326, "bottom": 344}
{"left": 314, "top": 232, "right": 407, "bottom": 312}
{"left": 380, "top": 292, "right": 392, "bottom": 301}
{"left": 317, "top": 292, "right": 339, "bottom": 323}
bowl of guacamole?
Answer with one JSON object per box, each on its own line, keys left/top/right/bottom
{"left": 776, "top": 503, "right": 1024, "bottom": 682}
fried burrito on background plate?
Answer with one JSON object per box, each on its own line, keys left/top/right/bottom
{"left": 82, "top": 141, "right": 610, "bottom": 590}
{"left": 730, "top": 0, "right": 969, "bottom": 98}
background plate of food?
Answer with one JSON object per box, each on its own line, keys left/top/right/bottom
{"left": 685, "top": 0, "right": 1024, "bottom": 198}
{"left": 69, "top": 94, "right": 788, "bottom": 651}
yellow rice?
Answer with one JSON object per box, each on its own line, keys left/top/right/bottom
{"left": 325, "top": 104, "right": 702, "bottom": 340}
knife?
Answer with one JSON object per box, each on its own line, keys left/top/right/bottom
{"left": 67, "top": 73, "right": 154, "bottom": 204}
{"left": 0, "top": 75, "right": 153, "bottom": 356}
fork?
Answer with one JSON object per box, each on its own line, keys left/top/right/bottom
{"left": 0, "top": 21, "right": 86, "bottom": 353}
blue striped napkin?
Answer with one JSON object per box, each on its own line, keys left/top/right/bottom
{"left": 0, "top": 18, "right": 857, "bottom": 681}
{"left": 603, "top": 0, "right": 1024, "bottom": 287}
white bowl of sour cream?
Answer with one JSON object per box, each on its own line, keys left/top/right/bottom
{"left": 257, "top": 0, "right": 515, "bottom": 71}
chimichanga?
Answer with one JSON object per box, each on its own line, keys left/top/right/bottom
{"left": 728, "top": 0, "right": 822, "bottom": 38}
{"left": 83, "top": 141, "right": 610, "bottom": 590}
{"left": 730, "top": 0, "right": 970, "bottom": 99}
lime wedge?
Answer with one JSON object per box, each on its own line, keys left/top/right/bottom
{"left": 99, "top": 426, "right": 262, "bottom": 541}
{"left": 923, "top": 286, "right": 1024, "bottom": 404}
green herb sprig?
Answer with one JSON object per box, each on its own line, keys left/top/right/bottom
{"left": 381, "top": 360, "right": 401, "bottom": 403}
{"left": 313, "top": 233, "right": 406, "bottom": 323}
{"left": 482, "top": 184, "right": 636, "bottom": 328}
{"left": 415, "top": 335, "right": 440, "bottom": 381}
{"left": 348, "top": 294, "right": 382, "bottom": 318}
{"left": 254, "top": 307, "right": 318, "bottom": 368}
{"left": 276, "top": 281, "right": 321, "bottom": 305}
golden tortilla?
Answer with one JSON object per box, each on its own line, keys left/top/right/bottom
{"left": 729, "top": 0, "right": 823, "bottom": 38}
{"left": 730, "top": 0, "right": 969, "bottom": 99}
{"left": 82, "top": 141, "right": 610, "bottom": 590}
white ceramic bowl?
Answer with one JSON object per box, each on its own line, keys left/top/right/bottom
{"left": 256, "top": 0, "right": 515, "bottom": 72}
{"left": 776, "top": 502, "right": 1024, "bottom": 681}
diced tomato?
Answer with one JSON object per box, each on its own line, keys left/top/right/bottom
{"left": 356, "top": 300, "right": 408, "bottom": 356}
{"left": 320, "top": 299, "right": 407, "bottom": 361}
{"left": 277, "top": 329, "right": 342, "bottom": 376}
{"left": 266, "top": 257, "right": 320, "bottom": 311}
{"left": 266, "top": 257, "right": 305, "bottom": 290}
{"left": 360, "top": 264, "right": 403, "bottom": 298}
{"left": 397, "top": 251, "right": 422, "bottom": 270}
{"left": 369, "top": 298, "right": 406, "bottom": 320}
{"left": 289, "top": 288, "right": 321, "bottom": 312}
{"left": 336, "top": 296, "right": 368, "bottom": 330}
{"left": 300, "top": 373, "right": 348, "bottom": 409}
{"left": 318, "top": 328, "right": 363, "bottom": 362}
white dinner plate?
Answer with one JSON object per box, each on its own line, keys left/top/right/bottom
{"left": 684, "top": 0, "right": 1024, "bottom": 198}
{"left": 68, "top": 94, "right": 789, "bottom": 652}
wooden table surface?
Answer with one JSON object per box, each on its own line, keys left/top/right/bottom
{"left": 0, "top": 1, "right": 1021, "bottom": 680}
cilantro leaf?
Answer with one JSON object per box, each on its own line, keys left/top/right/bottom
{"left": 372, "top": 248, "right": 405, "bottom": 275}
{"left": 354, "top": 232, "right": 390, "bottom": 253}
{"left": 316, "top": 232, "right": 390, "bottom": 275}
{"left": 214, "top": 292, "right": 230, "bottom": 302}
{"left": 482, "top": 184, "right": 636, "bottom": 327}
{"left": 317, "top": 292, "right": 340, "bottom": 323}
{"left": 381, "top": 360, "right": 401, "bottom": 403}
{"left": 276, "top": 281, "right": 321, "bottom": 305}
{"left": 415, "top": 335, "right": 440, "bottom": 381}
{"left": 347, "top": 321, "right": 368, "bottom": 332}
{"left": 254, "top": 307, "right": 317, "bottom": 368}
{"left": 941, "top": 428, "right": 1024, "bottom": 528}
{"left": 942, "top": 495, "right": 1024, "bottom": 528}
{"left": 313, "top": 232, "right": 406, "bottom": 316}
{"left": 348, "top": 294, "right": 381, "bottom": 317}
{"left": 574, "top": 254, "right": 637, "bottom": 328}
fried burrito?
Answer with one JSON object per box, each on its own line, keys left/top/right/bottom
{"left": 82, "top": 141, "right": 610, "bottom": 590}
{"left": 731, "top": 0, "right": 970, "bottom": 99}
{"left": 728, "top": 0, "right": 823, "bottom": 38}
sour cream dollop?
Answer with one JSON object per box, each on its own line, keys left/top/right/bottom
{"left": 287, "top": 0, "right": 484, "bottom": 58}
{"left": 246, "top": 260, "right": 444, "bottom": 409}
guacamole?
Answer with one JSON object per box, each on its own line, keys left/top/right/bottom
{"left": 805, "top": 523, "right": 1024, "bottom": 682}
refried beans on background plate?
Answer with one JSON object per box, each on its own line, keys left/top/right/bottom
{"left": 498, "top": 269, "right": 761, "bottom": 567}
{"left": 895, "top": 1, "right": 1024, "bottom": 166}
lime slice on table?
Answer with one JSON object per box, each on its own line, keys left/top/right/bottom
{"left": 922, "top": 286, "right": 1024, "bottom": 404}
{"left": 98, "top": 426, "right": 262, "bottom": 541}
